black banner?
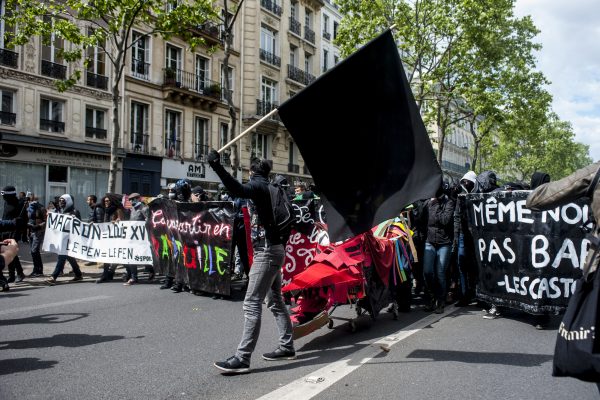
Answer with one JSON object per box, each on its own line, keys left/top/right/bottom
{"left": 147, "top": 199, "right": 235, "bottom": 295}
{"left": 465, "top": 191, "right": 589, "bottom": 314}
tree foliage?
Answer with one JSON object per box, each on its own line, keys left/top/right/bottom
{"left": 3, "top": 0, "right": 218, "bottom": 192}
{"left": 334, "top": 0, "right": 590, "bottom": 175}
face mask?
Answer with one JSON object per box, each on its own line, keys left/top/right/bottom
{"left": 168, "top": 192, "right": 176, "bottom": 199}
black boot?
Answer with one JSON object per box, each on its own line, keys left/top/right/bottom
{"left": 171, "top": 282, "right": 183, "bottom": 293}
{"left": 7, "top": 274, "right": 15, "bottom": 283}
{"left": 0, "top": 275, "right": 9, "bottom": 292}
{"left": 95, "top": 267, "right": 114, "bottom": 283}
{"left": 160, "top": 277, "right": 174, "bottom": 289}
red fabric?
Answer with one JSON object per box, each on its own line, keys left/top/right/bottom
{"left": 282, "top": 262, "right": 362, "bottom": 292}
{"left": 363, "top": 232, "right": 394, "bottom": 287}
{"left": 242, "top": 206, "right": 253, "bottom": 267}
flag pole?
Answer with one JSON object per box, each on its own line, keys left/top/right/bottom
{"left": 218, "top": 108, "right": 279, "bottom": 154}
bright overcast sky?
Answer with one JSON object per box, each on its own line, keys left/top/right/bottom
{"left": 514, "top": 0, "right": 600, "bottom": 161}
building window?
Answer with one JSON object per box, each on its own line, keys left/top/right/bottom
{"left": 334, "top": 54, "right": 339, "bottom": 65}
{"left": 41, "top": 18, "right": 66, "bottom": 79}
{"left": 221, "top": 64, "right": 234, "bottom": 102}
{"left": 261, "top": 77, "right": 277, "bottom": 105}
{"left": 288, "top": 141, "right": 299, "bottom": 173}
{"left": 85, "top": 107, "right": 106, "bottom": 140}
{"left": 220, "top": 122, "right": 231, "bottom": 165}
{"left": 322, "top": 14, "right": 330, "bottom": 39}
{"left": 0, "top": 89, "right": 15, "bottom": 126}
{"left": 0, "top": 0, "right": 15, "bottom": 49}
{"left": 260, "top": 25, "right": 280, "bottom": 66}
{"left": 86, "top": 28, "right": 107, "bottom": 90}
{"left": 130, "top": 101, "right": 149, "bottom": 152}
{"left": 333, "top": 21, "right": 339, "bottom": 40}
{"left": 166, "top": 0, "right": 178, "bottom": 12}
{"left": 290, "top": 45, "right": 298, "bottom": 67}
{"left": 131, "top": 31, "right": 150, "bottom": 80}
{"left": 305, "top": 52, "right": 312, "bottom": 73}
{"left": 290, "top": 1, "right": 298, "bottom": 21}
{"left": 40, "top": 98, "right": 65, "bottom": 133}
{"left": 323, "top": 49, "right": 328, "bottom": 72}
{"left": 194, "top": 116, "right": 209, "bottom": 161}
{"left": 165, "top": 109, "right": 182, "bottom": 158}
{"left": 251, "top": 133, "right": 269, "bottom": 159}
{"left": 165, "top": 43, "right": 182, "bottom": 72}
{"left": 195, "top": 55, "right": 210, "bottom": 91}
{"left": 305, "top": 9, "right": 312, "bottom": 29}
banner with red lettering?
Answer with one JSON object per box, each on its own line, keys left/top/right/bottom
{"left": 465, "top": 191, "right": 588, "bottom": 314}
{"left": 147, "top": 199, "right": 235, "bottom": 295}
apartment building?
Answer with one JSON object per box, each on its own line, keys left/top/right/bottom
{"left": 237, "top": 0, "right": 326, "bottom": 184}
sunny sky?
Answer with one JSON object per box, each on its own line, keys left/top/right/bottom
{"left": 514, "top": 0, "right": 600, "bottom": 161}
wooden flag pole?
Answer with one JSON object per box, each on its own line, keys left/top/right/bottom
{"left": 217, "top": 108, "right": 279, "bottom": 154}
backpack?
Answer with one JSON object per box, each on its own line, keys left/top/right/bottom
{"left": 474, "top": 170, "right": 499, "bottom": 193}
{"left": 268, "top": 182, "right": 294, "bottom": 241}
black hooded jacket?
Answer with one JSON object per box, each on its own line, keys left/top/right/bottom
{"left": 209, "top": 162, "right": 281, "bottom": 246}
{"left": 530, "top": 172, "right": 550, "bottom": 190}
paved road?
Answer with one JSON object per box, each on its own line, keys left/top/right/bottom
{"left": 0, "top": 250, "right": 597, "bottom": 399}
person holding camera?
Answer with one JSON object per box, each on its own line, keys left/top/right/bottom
{"left": 207, "top": 149, "right": 295, "bottom": 374}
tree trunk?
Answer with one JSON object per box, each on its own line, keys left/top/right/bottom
{"left": 107, "top": 51, "right": 123, "bottom": 194}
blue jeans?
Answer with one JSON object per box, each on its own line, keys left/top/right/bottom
{"left": 235, "top": 244, "right": 294, "bottom": 365}
{"left": 52, "top": 255, "right": 82, "bottom": 279}
{"left": 423, "top": 243, "right": 451, "bottom": 304}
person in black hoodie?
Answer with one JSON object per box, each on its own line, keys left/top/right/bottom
{"left": 208, "top": 150, "right": 295, "bottom": 374}
{"left": 1, "top": 185, "right": 26, "bottom": 283}
{"left": 530, "top": 172, "right": 550, "bottom": 190}
{"left": 422, "top": 181, "right": 456, "bottom": 314}
{"left": 45, "top": 194, "right": 83, "bottom": 284}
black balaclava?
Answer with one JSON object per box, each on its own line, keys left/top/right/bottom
{"left": 530, "top": 172, "right": 551, "bottom": 190}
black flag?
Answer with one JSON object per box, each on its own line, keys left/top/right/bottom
{"left": 278, "top": 30, "right": 442, "bottom": 242}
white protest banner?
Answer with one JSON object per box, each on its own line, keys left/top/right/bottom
{"left": 42, "top": 212, "right": 153, "bottom": 265}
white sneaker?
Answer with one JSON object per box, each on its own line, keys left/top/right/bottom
{"left": 483, "top": 306, "right": 500, "bottom": 319}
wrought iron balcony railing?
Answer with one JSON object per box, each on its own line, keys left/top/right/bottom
{"left": 85, "top": 126, "right": 107, "bottom": 140}
{"left": 0, "top": 111, "right": 16, "bottom": 126}
{"left": 289, "top": 17, "right": 301, "bottom": 36}
{"left": 288, "top": 163, "right": 300, "bottom": 174}
{"left": 260, "top": 0, "right": 282, "bottom": 16}
{"left": 256, "top": 99, "right": 280, "bottom": 121}
{"left": 130, "top": 132, "right": 149, "bottom": 153}
{"left": 86, "top": 71, "right": 108, "bottom": 90}
{"left": 131, "top": 59, "right": 150, "bottom": 80}
{"left": 162, "top": 68, "right": 223, "bottom": 100}
{"left": 41, "top": 60, "right": 67, "bottom": 80}
{"left": 259, "top": 49, "right": 281, "bottom": 67}
{"left": 323, "top": 30, "right": 331, "bottom": 40}
{"left": 0, "top": 48, "right": 18, "bottom": 68}
{"left": 287, "top": 64, "right": 315, "bottom": 86}
{"left": 40, "top": 118, "right": 65, "bottom": 133}
{"left": 304, "top": 26, "right": 315, "bottom": 44}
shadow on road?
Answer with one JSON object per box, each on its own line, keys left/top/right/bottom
{"left": 0, "top": 333, "right": 136, "bottom": 350}
{"left": 404, "top": 349, "right": 553, "bottom": 367}
{"left": 0, "top": 313, "right": 89, "bottom": 326}
{"left": 0, "top": 358, "right": 58, "bottom": 375}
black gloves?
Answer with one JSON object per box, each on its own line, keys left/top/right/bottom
{"left": 207, "top": 149, "right": 220, "bottom": 165}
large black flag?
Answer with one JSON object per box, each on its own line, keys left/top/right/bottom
{"left": 278, "top": 30, "right": 442, "bottom": 242}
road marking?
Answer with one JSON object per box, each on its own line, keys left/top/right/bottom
{"left": 0, "top": 295, "right": 111, "bottom": 316}
{"left": 257, "top": 306, "right": 459, "bottom": 400}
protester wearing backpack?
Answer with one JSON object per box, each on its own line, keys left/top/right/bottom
{"left": 207, "top": 150, "right": 295, "bottom": 375}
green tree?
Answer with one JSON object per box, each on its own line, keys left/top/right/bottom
{"left": 4, "top": 0, "right": 218, "bottom": 192}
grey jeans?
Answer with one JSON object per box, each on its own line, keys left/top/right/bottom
{"left": 235, "top": 244, "right": 294, "bottom": 364}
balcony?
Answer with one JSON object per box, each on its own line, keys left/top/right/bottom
{"left": 41, "top": 60, "right": 66, "bottom": 80}
{"left": 323, "top": 30, "right": 331, "bottom": 40}
{"left": 303, "top": 165, "right": 310, "bottom": 175}
{"left": 441, "top": 160, "right": 468, "bottom": 175}
{"left": 194, "top": 143, "right": 209, "bottom": 162}
{"left": 287, "top": 64, "right": 315, "bottom": 86}
{"left": 259, "top": 49, "right": 281, "bottom": 67}
{"left": 256, "top": 99, "right": 280, "bottom": 121}
{"left": 130, "top": 132, "right": 149, "bottom": 154}
{"left": 289, "top": 17, "right": 301, "bottom": 36}
{"left": 86, "top": 71, "right": 108, "bottom": 90}
{"left": 194, "top": 21, "right": 222, "bottom": 46}
{"left": 165, "top": 137, "right": 181, "bottom": 158}
{"left": 162, "top": 68, "right": 223, "bottom": 101}
{"left": 0, "top": 48, "right": 18, "bottom": 68}
{"left": 85, "top": 126, "right": 107, "bottom": 140}
{"left": 40, "top": 119, "right": 65, "bottom": 133}
{"left": 0, "top": 111, "right": 16, "bottom": 126}
{"left": 131, "top": 59, "right": 150, "bottom": 80}
{"left": 260, "top": 0, "right": 282, "bottom": 16}
{"left": 304, "top": 26, "right": 315, "bottom": 44}
{"left": 288, "top": 163, "right": 299, "bottom": 173}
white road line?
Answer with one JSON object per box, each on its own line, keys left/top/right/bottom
{"left": 0, "top": 295, "right": 111, "bottom": 316}
{"left": 257, "top": 306, "right": 459, "bottom": 400}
